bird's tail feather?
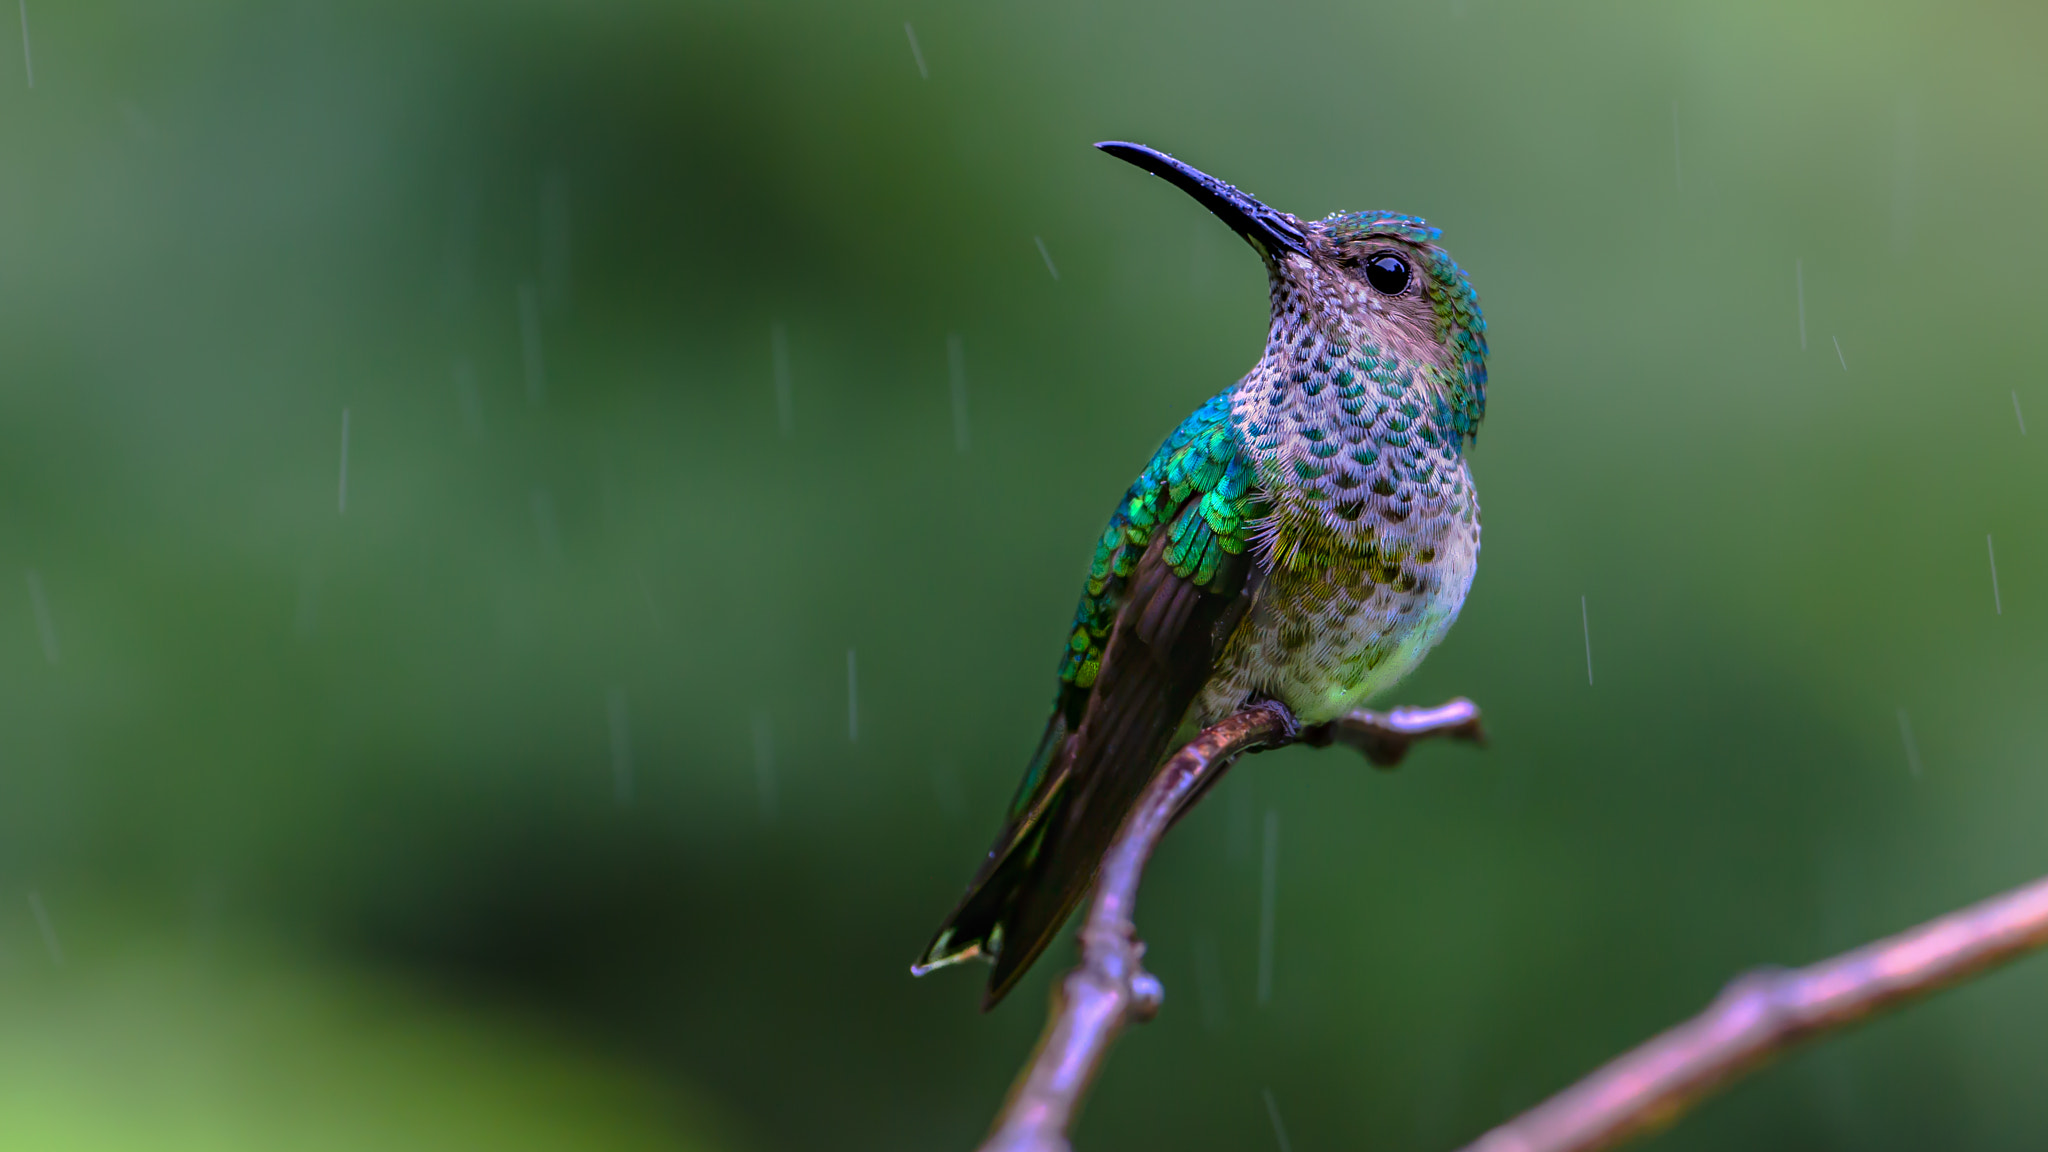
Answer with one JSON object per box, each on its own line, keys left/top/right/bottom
{"left": 912, "top": 711, "right": 1073, "bottom": 978}
{"left": 979, "top": 667, "right": 1184, "bottom": 1007}
{"left": 915, "top": 538, "right": 1251, "bottom": 1009}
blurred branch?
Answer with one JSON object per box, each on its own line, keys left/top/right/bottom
{"left": 974, "top": 690, "right": 2048, "bottom": 1152}
{"left": 977, "top": 698, "right": 1487, "bottom": 1152}
{"left": 1460, "top": 869, "right": 2048, "bottom": 1152}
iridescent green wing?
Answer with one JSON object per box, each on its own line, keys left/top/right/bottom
{"left": 1055, "top": 390, "right": 1262, "bottom": 715}
{"left": 985, "top": 387, "right": 1260, "bottom": 840}
{"left": 915, "top": 389, "right": 1265, "bottom": 1003}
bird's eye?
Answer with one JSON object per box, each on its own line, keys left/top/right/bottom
{"left": 1363, "top": 250, "right": 1411, "bottom": 295}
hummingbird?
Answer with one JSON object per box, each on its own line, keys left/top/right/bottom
{"left": 914, "top": 142, "right": 1488, "bottom": 1009}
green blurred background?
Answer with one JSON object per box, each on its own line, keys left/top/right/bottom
{"left": 0, "top": 0, "right": 2044, "bottom": 1148}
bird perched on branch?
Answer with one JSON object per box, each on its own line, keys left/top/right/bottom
{"left": 914, "top": 142, "right": 1489, "bottom": 1008}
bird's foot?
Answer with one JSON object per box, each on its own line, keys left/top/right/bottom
{"left": 1300, "top": 697, "right": 1487, "bottom": 768}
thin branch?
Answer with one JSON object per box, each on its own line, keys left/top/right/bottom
{"left": 977, "top": 698, "right": 1486, "bottom": 1152}
{"left": 972, "top": 693, "right": 2048, "bottom": 1152}
{"left": 1303, "top": 698, "right": 1488, "bottom": 767}
{"left": 1460, "top": 869, "right": 2048, "bottom": 1152}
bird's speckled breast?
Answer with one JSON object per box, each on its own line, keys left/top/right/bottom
{"left": 1190, "top": 273, "right": 1481, "bottom": 728}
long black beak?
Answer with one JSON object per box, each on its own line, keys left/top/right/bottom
{"left": 1095, "top": 141, "right": 1308, "bottom": 259}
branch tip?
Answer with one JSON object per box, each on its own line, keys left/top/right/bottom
{"left": 1457, "top": 873, "right": 2048, "bottom": 1152}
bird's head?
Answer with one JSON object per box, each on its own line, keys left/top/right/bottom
{"left": 1097, "top": 141, "right": 1487, "bottom": 447}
